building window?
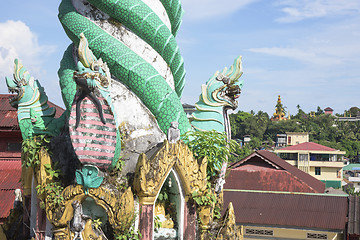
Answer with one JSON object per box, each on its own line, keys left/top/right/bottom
{"left": 288, "top": 136, "right": 291, "bottom": 144}
{"left": 7, "top": 142, "right": 21, "bottom": 152}
{"left": 307, "top": 233, "right": 327, "bottom": 239}
{"left": 299, "top": 154, "right": 308, "bottom": 161}
{"left": 330, "top": 154, "right": 338, "bottom": 162}
{"left": 245, "top": 228, "right": 273, "bottom": 236}
{"left": 315, "top": 167, "right": 321, "bottom": 175}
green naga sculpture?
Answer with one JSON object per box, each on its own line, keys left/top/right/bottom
{"left": 6, "top": 0, "right": 244, "bottom": 164}
{"left": 6, "top": 59, "right": 67, "bottom": 140}
{"left": 57, "top": 0, "right": 243, "bottom": 141}
{"left": 191, "top": 57, "right": 243, "bottom": 138}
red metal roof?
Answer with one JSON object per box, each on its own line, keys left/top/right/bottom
{"left": 0, "top": 160, "right": 22, "bottom": 219}
{"left": 324, "top": 107, "right": 334, "bottom": 111}
{"left": 0, "top": 95, "right": 19, "bottom": 129}
{"left": 277, "top": 142, "right": 337, "bottom": 151}
{"left": 0, "top": 94, "right": 65, "bottom": 129}
{"left": 0, "top": 152, "right": 21, "bottom": 160}
{"left": 49, "top": 101, "right": 65, "bottom": 118}
{"left": 0, "top": 160, "right": 21, "bottom": 170}
{"left": 0, "top": 190, "right": 17, "bottom": 219}
{"left": 0, "top": 95, "right": 17, "bottom": 111}
{"left": 223, "top": 190, "right": 348, "bottom": 230}
{"left": 0, "top": 162, "right": 22, "bottom": 190}
{"left": 228, "top": 150, "right": 325, "bottom": 193}
{"left": 225, "top": 168, "right": 320, "bottom": 193}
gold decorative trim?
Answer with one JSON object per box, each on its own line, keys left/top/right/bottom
{"left": 48, "top": 185, "right": 134, "bottom": 240}
{"left": 134, "top": 140, "right": 207, "bottom": 205}
{"left": 216, "top": 202, "right": 242, "bottom": 239}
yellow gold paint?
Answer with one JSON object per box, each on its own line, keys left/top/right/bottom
{"left": 133, "top": 140, "right": 207, "bottom": 205}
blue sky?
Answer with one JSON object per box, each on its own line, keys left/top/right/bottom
{"left": 0, "top": 0, "right": 359, "bottom": 116}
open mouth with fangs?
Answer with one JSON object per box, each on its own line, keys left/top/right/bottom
{"left": 225, "top": 85, "right": 241, "bottom": 103}
{"left": 7, "top": 87, "right": 23, "bottom": 108}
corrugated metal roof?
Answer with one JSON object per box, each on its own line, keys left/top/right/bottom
{"left": 0, "top": 95, "right": 19, "bottom": 129}
{"left": 229, "top": 150, "right": 325, "bottom": 193}
{"left": 0, "top": 95, "right": 17, "bottom": 111}
{"left": 0, "top": 190, "right": 16, "bottom": 218}
{"left": 225, "top": 168, "right": 320, "bottom": 193}
{"left": 49, "top": 101, "right": 65, "bottom": 118}
{"left": 277, "top": 142, "right": 337, "bottom": 151}
{"left": 344, "top": 164, "right": 360, "bottom": 171}
{"left": 348, "top": 195, "right": 360, "bottom": 235}
{"left": 0, "top": 169, "right": 21, "bottom": 190}
{"left": 0, "top": 152, "right": 21, "bottom": 160}
{"left": 224, "top": 190, "right": 348, "bottom": 230}
{"left": 0, "top": 160, "right": 22, "bottom": 190}
{"left": 0, "top": 159, "right": 22, "bottom": 220}
{"left": 0, "top": 160, "right": 21, "bottom": 170}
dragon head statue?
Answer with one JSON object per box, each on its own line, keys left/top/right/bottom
{"left": 5, "top": 59, "right": 65, "bottom": 139}
{"left": 73, "top": 33, "right": 111, "bottom": 92}
{"left": 201, "top": 56, "right": 243, "bottom": 111}
{"left": 5, "top": 59, "right": 43, "bottom": 109}
{"left": 191, "top": 56, "right": 243, "bottom": 136}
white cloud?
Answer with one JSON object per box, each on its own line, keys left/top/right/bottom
{"left": 0, "top": 20, "right": 56, "bottom": 91}
{"left": 179, "top": 0, "right": 360, "bottom": 115}
{"left": 249, "top": 47, "right": 314, "bottom": 60}
{"left": 247, "top": 47, "right": 343, "bottom": 66}
{"left": 247, "top": 13, "right": 360, "bottom": 68}
{"left": 181, "top": 0, "right": 258, "bottom": 21}
{"left": 238, "top": 13, "right": 360, "bottom": 114}
{"left": 275, "top": 0, "right": 360, "bottom": 22}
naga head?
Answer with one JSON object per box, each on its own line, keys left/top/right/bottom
{"left": 74, "top": 33, "right": 111, "bottom": 90}
{"left": 201, "top": 56, "right": 243, "bottom": 111}
{"left": 5, "top": 59, "right": 41, "bottom": 108}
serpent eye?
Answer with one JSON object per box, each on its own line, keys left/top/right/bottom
{"left": 222, "top": 77, "right": 230, "bottom": 84}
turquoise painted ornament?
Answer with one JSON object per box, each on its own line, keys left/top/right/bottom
{"left": 75, "top": 165, "right": 104, "bottom": 195}
{"left": 6, "top": 59, "right": 67, "bottom": 140}
{"left": 191, "top": 57, "right": 243, "bottom": 134}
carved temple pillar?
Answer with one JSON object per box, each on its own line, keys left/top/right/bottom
{"left": 23, "top": 196, "right": 31, "bottom": 239}
{"left": 134, "top": 141, "right": 208, "bottom": 240}
{"left": 35, "top": 201, "right": 47, "bottom": 240}
{"left": 21, "top": 153, "right": 33, "bottom": 239}
{"left": 139, "top": 204, "right": 154, "bottom": 240}
{"left": 184, "top": 201, "right": 197, "bottom": 239}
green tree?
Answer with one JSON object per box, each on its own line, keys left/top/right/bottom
{"left": 229, "top": 144, "right": 252, "bottom": 163}
{"left": 316, "top": 106, "right": 324, "bottom": 115}
{"left": 293, "top": 104, "right": 307, "bottom": 120}
{"left": 309, "top": 114, "right": 337, "bottom": 142}
{"left": 349, "top": 107, "right": 360, "bottom": 117}
{"left": 229, "top": 107, "right": 360, "bottom": 161}
{"left": 341, "top": 139, "right": 360, "bottom": 160}
{"left": 183, "top": 130, "right": 239, "bottom": 178}
{"left": 229, "top": 111, "right": 253, "bottom": 139}
{"left": 265, "top": 120, "right": 301, "bottom": 140}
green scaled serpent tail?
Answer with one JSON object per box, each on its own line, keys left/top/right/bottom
{"left": 58, "top": 0, "right": 192, "bottom": 137}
